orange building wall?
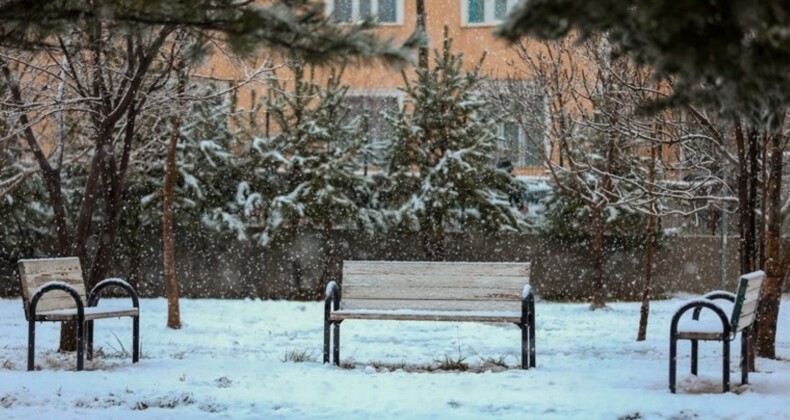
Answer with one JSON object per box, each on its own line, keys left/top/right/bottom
{"left": 199, "top": 1, "right": 553, "bottom": 175}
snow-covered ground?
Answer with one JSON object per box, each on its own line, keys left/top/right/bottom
{"left": 1, "top": 296, "right": 788, "bottom": 419}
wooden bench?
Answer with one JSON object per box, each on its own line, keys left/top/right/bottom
{"left": 323, "top": 261, "right": 535, "bottom": 369}
{"left": 669, "top": 270, "right": 766, "bottom": 393}
{"left": 18, "top": 257, "right": 141, "bottom": 371}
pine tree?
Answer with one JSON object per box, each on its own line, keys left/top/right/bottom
{"left": 226, "top": 60, "right": 378, "bottom": 296}
{"left": 386, "top": 27, "right": 526, "bottom": 260}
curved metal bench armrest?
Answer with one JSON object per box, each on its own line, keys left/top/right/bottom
{"left": 671, "top": 300, "right": 731, "bottom": 337}
{"left": 702, "top": 291, "right": 736, "bottom": 302}
{"left": 325, "top": 280, "right": 341, "bottom": 311}
{"left": 88, "top": 278, "right": 139, "bottom": 308}
{"left": 692, "top": 291, "right": 735, "bottom": 319}
{"left": 29, "top": 282, "right": 85, "bottom": 319}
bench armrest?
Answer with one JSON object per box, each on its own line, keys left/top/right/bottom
{"left": 671, "top": 299, "right": 731, "bottom": 338}
{"left": 325, "top": 281, "right": 340, "bottom": 311}
{"left": 29, "top": 282, "right": 85, "bottom": 321}
{"left": 692, "top": 291, "right": 736, "bottom": 320}
{"left": 88, "top": 278, "right": 139, "bottom": 308}
{"left": 521, "top": 284, "right": 535, "bottom": 322}
{"left": 702, "top": 290, "right": 736, "bottom": 302}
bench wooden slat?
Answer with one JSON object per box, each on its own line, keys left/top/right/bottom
{"left": 343, "top": 274, "right": 527, "bottom": 290}
{"left": 330, "top": 310, "right": 521, "bottom": 323}
{"left": 676, "top": 331, "right": 726, "bottom": 340}
{"left": 344, "top": 261, "right": 530, "bottom": 277}
{"left": 744, "top": 286, "right": 761, "bottom": 302}
{"left": 30, "top": 293, "right": 84, "bottom": 313}
{"left": 19, "top": 257, "right": 87, "bottom": 314}
{"left": 340, "top": 298, "right": 522, "bottom": 312}
{"left": 36, "top": 308, "right": 140, "bottom": 321}
{"left": 342, "top": 285, "right": 522, "bottom": 301}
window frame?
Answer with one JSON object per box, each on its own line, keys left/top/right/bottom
{"left": 497, "top": 121, "right": 548, "bottom": 168}
{"left": 461, "top": 0, "right": 519, "bottom": 27}
{"left": 325, "top": 0, "right": 404, "bottom": 25}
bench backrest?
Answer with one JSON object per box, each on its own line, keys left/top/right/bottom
{"left": 730, "top": 270, "right": 765, "bottom": 333}
{"left": 18, "top": 257, "right": 86, "bottom": 317}
{"left": 340, "top": 261, "right": 531, "bottom": 312}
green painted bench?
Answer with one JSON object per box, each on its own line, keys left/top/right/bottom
{"left": 669, "top": 270, "right": 766, "bottom": 393}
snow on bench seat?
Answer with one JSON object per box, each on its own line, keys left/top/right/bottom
{"left": 34, "top": 306, "right": 140, "bottom": 321}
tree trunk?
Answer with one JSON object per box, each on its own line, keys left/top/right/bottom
{"left": 162, "top": 62, "right": 186, "bottom": 330}
{"left": 163, "top": 112, "right": 182, "bottom": 329}
{"left": 637, "top": 145, "right": 658, "bottom": 341}
{"left": 416, "top": 0, "right": 428, "bottom": 69}
{"left": 756, "top": 132, "right": 784, "bottom": 358}
{"left": 318, "top": 220, "right": 335, "bottom": 298}
{"left": 421, "top": 205, "right": 445, "bottom": 261}
{"left": 589, "top": 205, "right": 607, "bottom": 309}
{"left": 734, "top": 119, "right": 757, "bottom": 273}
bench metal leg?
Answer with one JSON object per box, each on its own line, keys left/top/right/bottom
{"left": 722, "top": 339, "right": 730, "bottom": 392}
{"left": 690, "top": 339, "right": 698, "bottom": 375}
{"left": 333, "top": 322, "right": 340, "bottom": 366}
{"left": 520, "top": 322, "right": 529, "bottom": 369}
{"left": 132, "top": 315, "right": 140, "bottom": 363}
{"left": 529, "top": 305, "right": 536, "bottom": 368}
{"left": 87, "top": 320, "right": 94, "bottom": 360}
{"left": 76, "top": 320, "right": 85, "bottom": 371}
{"left": 669, "top": 334, "right": 677, "bottom": 393}
{"left": 741, "top": 329, "right": 749, "bottom": 385}
{"left": 323, "top": 320, "right": 331, "bottom": 364}
{"left": 27, "top": 319, "right": 36, "bottom": 371}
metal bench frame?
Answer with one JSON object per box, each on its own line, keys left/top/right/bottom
{"left": 669, "top": 270, "right": 765, "bottom": 393}
{"left": 18, "top": 257, "right": 140, "bottom": 371}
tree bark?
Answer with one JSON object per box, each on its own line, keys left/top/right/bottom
{"left": 421, "top": 205, "right": 445, "bottom": 261}
{"left": 589, "top": 205, "right": 607, "bottom": 309}
{"left": 416, "top": 0, "right": 428, "bottom": 69}
{"left": 162, "top": 62, "right": 186, "bottom": 330}
{"left": 637, "top": 145, "right": 658, "bottom": 341}
{"left": 318, "top": 220, "right": 335, "bottom": 298}
{"left": 756, "top": 132, "right": 784, "bottom": 358}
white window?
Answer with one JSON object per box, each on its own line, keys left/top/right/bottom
{"left": 343, "top": 92, "right": 401, "bottom": 141}
{"left": 462, "top": 0, "right": 519, "bottom": 25}
{"left": 326, "top": 0, "right": 403, "bottom": 25}
{"left": 342, "top": 91, "right": 403, "bottom": 164}
{"left": 497, "top": 121, "right": 544, "bottom": 167}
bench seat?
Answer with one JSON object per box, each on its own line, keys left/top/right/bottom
{"left": 33, "top": 307, "right": 140, "bottom": 322}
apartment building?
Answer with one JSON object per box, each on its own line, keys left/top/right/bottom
{"left": 327, "top": 0, "right": 547, "bottom": 177}
{"left": 207, "top": 0, "right": 548, "bottom": 177}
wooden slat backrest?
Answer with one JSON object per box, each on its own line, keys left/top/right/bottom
{"left": 340, "top": 261, "right": 530, "bottom": 312}
{"left": 730, "top": 270, "right": 765, "bottom": 333}
{"left": 18, "top": 257, "right": 86, "bottom": 316}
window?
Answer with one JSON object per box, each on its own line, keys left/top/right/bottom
{"left": 497, "top": 121, "right": 544, "bottom": 167}
{"left": 326, "top": 0, "right": 403, "bottom": 24}
{"left": 464, "top": 0, "right": 518, "bottom": 25}
{"left": 342, "top": 92, "right": 402, "bottom": 163}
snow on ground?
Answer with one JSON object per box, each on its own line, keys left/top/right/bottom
{"left": 1, "top": 296, "right": 789, "bottom": 419}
